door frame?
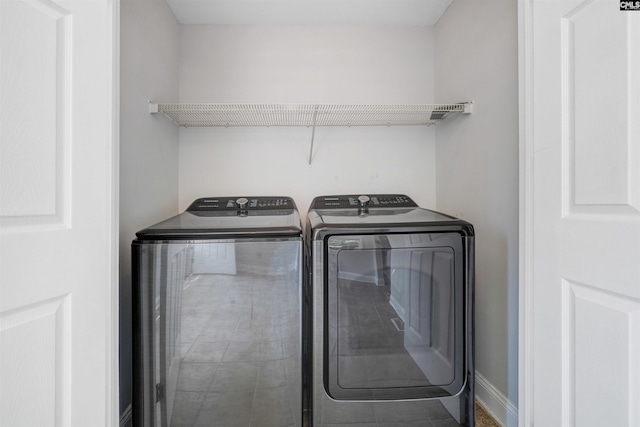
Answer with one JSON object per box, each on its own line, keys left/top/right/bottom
{"left": 108, "top": 0, "right": 121, "bottom": 423}
{"left": 518, "top": 0, "right": 534, "bottom": 425}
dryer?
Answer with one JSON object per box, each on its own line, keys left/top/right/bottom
{"left": 133, "top": 196, "right": 302, "bottom": 427}
{"left": 304, "top": 194, "right": 475, "bottom": 426}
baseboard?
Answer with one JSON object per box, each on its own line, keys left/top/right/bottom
{"left": 120, "top": 404, "right": 133, "bottom": 427}
{"left": 475, "top": 371, "right": 518, "bottom": 427}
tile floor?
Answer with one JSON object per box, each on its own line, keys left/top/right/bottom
{"left": 336, "top": 278, "right": 432, "bottom": 390}
{"left": 165, "top": 270, "right": 301, "bottom": 427}
{"left": 312, "top": 274, "right": 473, "bottom": 426}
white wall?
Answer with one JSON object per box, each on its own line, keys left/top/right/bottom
{"left": 119, "top": 0, "right": 180, "bottom": 417}
{"left": 435, "top": 1, "right": 519, "bottom": 425}
{"left": 178, "top": 25, "right": 437, "bottom": 213}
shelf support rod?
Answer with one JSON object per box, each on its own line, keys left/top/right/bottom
{"left": 308, "top": 105, "right": 319, "bottom": 165}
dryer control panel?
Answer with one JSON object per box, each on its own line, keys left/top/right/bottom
{"left": 310, "top": 194, "right": 417, "bottom": 210}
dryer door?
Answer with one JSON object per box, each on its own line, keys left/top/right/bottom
{"left": 325, "top": 232, "right": 466, "bottom": 400}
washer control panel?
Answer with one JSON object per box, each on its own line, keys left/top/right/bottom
{"left": 311, "top": 194, "right": 417, "bottom": 210}
{"left": 187, "top": 197, "right": 296, "bottom": 212}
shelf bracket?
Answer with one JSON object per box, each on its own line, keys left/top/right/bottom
{"left": 149, "top": 102, "right": 159, "bottom": 114}
{"left": 308, "top": 105, "right": 319, "bottom": 165}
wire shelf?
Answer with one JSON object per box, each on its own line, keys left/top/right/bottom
{"left": 150, "top": 103, "right": 471, "bottom": 127}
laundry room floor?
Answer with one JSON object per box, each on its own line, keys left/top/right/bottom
{"left": 475, "top": 402, "right": 501, "bottom": 427}
{"left": 169, "top": 271, "right": 301, "bottom": 426}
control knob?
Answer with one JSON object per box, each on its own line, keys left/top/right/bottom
{"left": 357, "top": 195, "right": 370, "bottom": 207}
{"left": 236, "top": 197, "right": 249, "bottom": 210}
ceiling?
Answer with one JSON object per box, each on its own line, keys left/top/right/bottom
{"left": 165, "top": 0, "right": 454, "bottom": 26}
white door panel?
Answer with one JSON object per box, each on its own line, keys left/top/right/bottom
{"left": 0, "top": 0, "right": 117, "bottom": 424}
{"left": 565, "top": 281, "right": 640, "bottom": 427}
{"left": 523, "top": 0, "right": 640, "bottom": 425}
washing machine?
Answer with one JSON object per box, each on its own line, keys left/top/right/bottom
{"left": 132, "top": 196, "right": 303, "bottom": 427}
{"left": 304, "top": 194, "right": 475, "bottom": 426}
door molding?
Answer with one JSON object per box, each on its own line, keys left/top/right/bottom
{"left": 518, "top": 0, "right": 534, "bottom": 425}
{"left": 108, "top": 0, "right": 120, "bottom": 423}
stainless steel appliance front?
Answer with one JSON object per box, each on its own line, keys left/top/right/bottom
{"left": 305, "top": 195, "right": 475, "bottom": 426}
{"left": 133, "top": 197, "right": 302, "bottom": 427}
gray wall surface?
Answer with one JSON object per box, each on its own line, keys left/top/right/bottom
{"left": 119, "top": 0, "right": 180, "bottom": 417}
{"left": 435, "top": 0, "right": 519, "bottom": 421}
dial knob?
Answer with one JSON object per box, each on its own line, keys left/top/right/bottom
{"left": 236, "top": 197, "right": 249, "bottom": 209}
{"left": 357, "top": 195, "right": 370, "bottom": 207}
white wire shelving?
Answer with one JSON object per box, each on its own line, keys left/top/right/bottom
{"left": 148, "top": 102, "right": 473, "bottom": 163}
{"left": 149, "top": 102, "right": 472, "bottom": 127}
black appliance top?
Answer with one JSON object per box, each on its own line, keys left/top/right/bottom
{"left": 310, "top": 194, "right": 418, "bottom": 210}
{"left": 187, "top": 196, "right": 296, "bottom": 212}
{"left": 307, "top": 194, "right": 474, "bottom": 237}
{"left": 135, "top": 196, "right": 302, "bottom": 240}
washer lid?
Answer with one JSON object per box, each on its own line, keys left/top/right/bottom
{"left": 135, "top": 196, "right": 302, "bottom": 240}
